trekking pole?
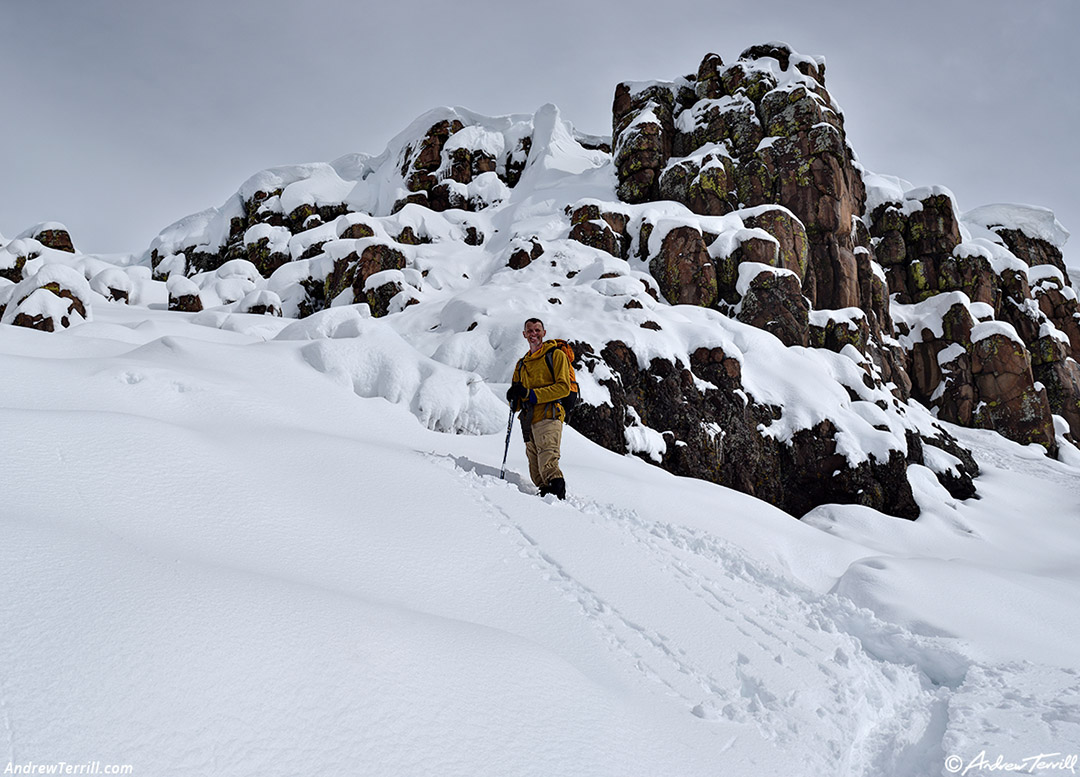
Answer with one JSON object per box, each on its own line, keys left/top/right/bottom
{"left": 499, "top": 405, "right": 515, "bottom": 479}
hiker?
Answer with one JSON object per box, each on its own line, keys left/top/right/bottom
{"left": 505, "top": 318, "right": 572, "bottom": 499}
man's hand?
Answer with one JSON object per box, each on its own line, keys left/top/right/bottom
{"left": 506, "top": 383, "right": 537, "bottom": 407}
{"left": 506, "top": 383, "right": 527, "bottom": 402}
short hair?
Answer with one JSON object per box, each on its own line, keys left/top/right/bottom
{"left": 524, "top": 317, "right": 545, "bottom": 329}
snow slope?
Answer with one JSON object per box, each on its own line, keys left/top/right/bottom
{"left": 2, "top": 300, "right": 1078, "bottom": 777}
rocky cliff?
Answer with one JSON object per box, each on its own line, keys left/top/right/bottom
{"left": 2, "top": 43, "right": 1075, "bottom": 519}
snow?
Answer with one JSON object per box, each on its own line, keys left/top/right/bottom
{"left": 89, "top": 267, "right": 135, "bottom": 303}
{"left": 4, "top": 311, "right": 1078, "bottom": 776}
{"left": 736, "top": 260, "right": 797, "bottom": 297}
{"left": 809, "top": 306, "right": 865, "bottom": 331}
{"left": 166, "top": 273, "right": 200, "bottom": 298}
{"left": 963, "top": 203, "right": 1071, "bottom": 249}
{"left": 623, "top": 79, "right": 677, "bottom": 101}
{"left": 971, "top": 320, "right": 1023, "bottom": 346}
{"left": 6, "top": 287, "right": 78, "bottom": 323}
{"left": 676, "top": 94, "right": 755, "bottom": 135}
{"left": 1029, "top": 263, "right": 1068, "bottom": 288}
{"left": 3, "top": 97, "right": 1080, "bottom": 777}
{"left": 14, "top": 220, "right": 69, "bottom": 239}
{"left": 236, "top": 289, "right": 282, "bottom": 314}
{"left": 937, "top": 342, "right": 967, "bottom": 365}
{"left": 441, "top": 124, "right": 507, "bottom": 162}
{"left": 242, "top": 222, "right": 291, "bottom": 253}
{"left": 863, "top": 172, "right": 914, "bottom": 216}
{"left": 892, "top": 291, "right": 973, "bottom": 345}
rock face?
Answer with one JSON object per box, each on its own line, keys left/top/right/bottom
{"left": 610, "top": 44, "right": 1080, "bottom": 460}
{"left": 877, "top": 192, "right": 1080, "bottom": 448}
{"left": 615, "top": 45, "right": 868, "bottom": 315}
{"left": 566, "top": 340, "right": 972, "bottom": 519}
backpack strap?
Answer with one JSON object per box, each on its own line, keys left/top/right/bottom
{"left": 544, "top": 346, "right": 570, "bottom": 416}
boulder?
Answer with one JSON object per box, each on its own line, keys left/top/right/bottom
{"left": 167, "top": 275, "right": 203, "bottom": 313}
{"left": 90, "top": 268, "right": 134, "bottom": 304}
{"left": 905, "top": 193, "right": 963, "bottom": 262}
{"left": 937, "top": 252, "right": 997, "bottom": 307}
{"left": 508, "top": 238, "right": 544, "bottom": 270}
{"left": 1, "top": 265, "right": 93, "bottom": 331}
{"left": 808, "top": 309, "right": 870, "bottom": 355}
{"left": 243, "top": 229, "right": 291, "bottom": 277}
{"left": 237, "top": 290, "right": 283, "bottom": 317}
{"left": 569, "top": 219, "right": 621, "bottom": 258}
{"left": 1032, "top": 277, "right": 1080, "bottom": 355}
{"left": 648, "top": 226, "right": 717, "bottom": 308}
{"left": 970, "top": 330, "right": 1056, "bottom": 454}
{"left": 568, "top": 204, "right": 630, "bottom": 258}
{"left": 363, "top": 271, "right": 418, "bottom": 318}
{"left": 502, "top": 136, "right": 532, "bottom": 188}
{"left": 348, "top": 244, "right": 408, "bottom": 303}
{"left": 994, "top": 227, "right": 1071, "bottom": 286}
{"left": 9, "top": 289, "right": 74, "bottom": 331}
{"left": 32, "top": 225, "right": 75, "bottom": 253}
{"left": 736, "top": 266, "right": 809, "bottom": 347}
{"left": 694, "top": 52, "right": 725, "bottom": 99}
{"left": 613, "top": 82, "right": 676, "bottom": 203}
{"left": 659, "top": 155, "right": 737, "bottom": 217}
{"left": 1033, "top": 356, "right": 1080, "bottom": 441}
{"left": 340, "top": 222, "right": 374, "bottom": 241}
{"left": 674, "top": 94, "right": 762, "bottom": 159}
{"left": 870, "top": 193, "right": 964, "bottom": 304}
{"left": 741, "top": 207, "right": 809, "bottom": 279}
{"left": 0, "top": 238, "right": 40, "bottom": 283}
{"left": 937, "top": 348, "right": 977, "bottom": 427}
{"left": 407, "top": 119, "right": 465, "bottom": 187}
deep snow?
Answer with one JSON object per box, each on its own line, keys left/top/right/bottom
{"left": 1, "top": 301, "right": 1078, "bottom": 776}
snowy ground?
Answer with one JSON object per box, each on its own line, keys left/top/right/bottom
{"left": 2, "top": 301, "right": 1078, "bottom": 777}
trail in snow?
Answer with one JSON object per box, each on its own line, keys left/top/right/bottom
{"left": 433, "top": 453, "right": 956, "bottom": 776}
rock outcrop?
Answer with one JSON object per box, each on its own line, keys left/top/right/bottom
{"left": 611, "top": 45, "right": 1079, "bottom": 457}
{"left": 566, "top": 339, "right": 974, "bottom": 518}
{"left": 615, "top": 45, "right": 868, "bottom": 316}
{"left": 6, "top": 45, "right": 1075, "bottom": 521}
{"left": 0, "top": 265, "right": 92, "bottom": 331}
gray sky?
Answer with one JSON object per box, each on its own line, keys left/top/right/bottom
{"left": 3, "top": 0, "right": 1077, "bottom": 265}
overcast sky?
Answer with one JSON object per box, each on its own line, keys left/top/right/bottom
{"left": 3, "top": 0, "right": 1077, "bottom": 265}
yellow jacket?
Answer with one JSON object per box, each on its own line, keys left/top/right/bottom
{"left": 513, "top": 341, "right": 572, "bottom": 423}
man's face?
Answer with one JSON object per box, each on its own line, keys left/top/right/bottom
{"left": 523, "top": 321, "right": 546, "bottom": 349}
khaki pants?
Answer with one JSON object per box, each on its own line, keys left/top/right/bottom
{"left": 525, "top": 418, "right": 564, "bottom": 488}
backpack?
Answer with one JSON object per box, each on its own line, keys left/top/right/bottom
{"left": 544, "top": 339, "right": 579, "bottom": 414}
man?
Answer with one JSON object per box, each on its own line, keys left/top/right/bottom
{"left": 506, "top": 318, "right": 572, "bottom": 499}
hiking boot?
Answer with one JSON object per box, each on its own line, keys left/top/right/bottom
{"left": 548, "top": 478, "right": 566, "bottom": 500}
{"left": 538, "top": 484, "right": 550, "bottom": 497}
